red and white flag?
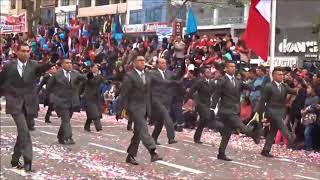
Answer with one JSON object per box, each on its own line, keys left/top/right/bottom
{"left": 243, "top": 0, "right": 271, "bottom": 61}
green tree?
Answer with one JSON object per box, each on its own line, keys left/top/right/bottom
{"left": 25, "top": 0, "right": 41, "bottom": 36}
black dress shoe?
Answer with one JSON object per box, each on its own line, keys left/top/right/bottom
{"left": 151, "top": 153, "right": 163, "bottom": 162}
{"left": 28, "top": 127, "right": 36, "bottom": 131}
{"left": 11, "top": 161, "right": 23, "bottom": 169}
{"left": 84, "top": 127, "right": 91, "bottom": 132}
{"left": 175, "top": 126, "right": 183, "bottom": 132}
{"left": 194, "top": 140, "right": 203, "bottom": 144}
{"left": 65, "top": 138, "right": 75, "bottom": 145}
{"left": 261, "top": 151, "right": 274, "bottom": 158}
{"left": 24, "top": 161, "right": 34, "bottom": 172}
{"left": 96, "top": 129, "right": 102, "bottom": 132}
{"left": 58, "top": 139, "right": 65, "bottom": 144}
{"left": 217, "top": 154, "right": 232, "bottom": 161}
{"left": 127, "top": 126, "right": 133, "bottom": 131}
{"left": 168, "top": 139, "right": 178, "bottom": 144}
{"left": 155, "top": 141, "right": 161, "bottom": 145}
{"left": 126, "top": 155, "right": 139, "bottom": 165}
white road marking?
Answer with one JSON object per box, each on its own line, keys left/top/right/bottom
{"left": 89, "top": 143, "right": 126, "bottom": 153}
{"left": 5, "top": 168, "right": 28, "bottom": 176}
{"left": 39, "top": 130, "right": 56, "bottom": 136}
{"left": 277, "top": 158, "right": 305, "bottom": 165}
{"left": 183, "top": 140, "right": 212, "bottom": 147}
{"left": 293, "top": 175, "right": 320, "bottom": 180}
{"left": 89, "top": 143, "right": 204, "bottom": 174}
{"left": 210, "top": 157, "right": 261, "bottom": 169}
{"left": 158, "top": 145, "right": 180, "bottom": 151}
{"left": 34, "top": 119, "right": 45, "bottom": 123}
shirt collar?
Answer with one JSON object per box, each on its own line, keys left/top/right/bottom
{"left": 225, "top": 73, "right": 234, "bottom": 80}
{"left": 134, "top": 68, "right": 144, "bottom": 76}
{"left": 17, "top": 59, "right": 27, "bottom": 67}
{"left": 274, "top": 81, "right": 281, "bottom": 87}
{"left": 63, "top": 69, "right": 70, "bottom": 74}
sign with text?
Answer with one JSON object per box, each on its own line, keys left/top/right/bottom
{"left": 172, "top": 19, "right": 182, "bottom": 37}
{"left": 156, "top": 27, "right": 172, "bottom": 41}
{"left": 123, "top": 24, "right": 144, "bottom": 33}
{"left": 145, "top": 22, "right": 167, "bottom": 32}
{"left": 262, "top": 56, "right": 298, "bottom": 67}
{"left": 0, "top": 12, "right": 27, "bottom": 34}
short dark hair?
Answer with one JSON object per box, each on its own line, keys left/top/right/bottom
{"left": 17, "top": 42, "right": 29, "bottom": 50}
{"left": 225, "top": 61, "right": 235, "bottom": 67}
{"left": 257, "top": 65, "right": 266, "bottom": 74}
{"left": 272, "top": 66, "right": 283, "bottom": 75}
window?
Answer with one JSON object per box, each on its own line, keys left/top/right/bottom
{"left": 145, "top": 7, "right": 162, "bottom": 23}
{"left": 10, "top": 0, "right": 16, "bottom": 9}
{"left": 115, "top": 0, "right": 120, "bottom": 3}
{"left": 61, "top": 0, "right": 69, "bottom": 6}
{"left": 22, "top": 0, "right": 27, "bottom": 9}
{"left": 96, "top": 0, "right": 109, "bottom": 6}
{"left": 130, "top": 10, "right": 141, "bottom": 24}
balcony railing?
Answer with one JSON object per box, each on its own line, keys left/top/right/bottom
{"left": 198, "top": 16, "right": 246, "bottom": 26}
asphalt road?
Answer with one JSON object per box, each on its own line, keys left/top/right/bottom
{"left": 1, "top": 104, "right": 319, "bottom": 180}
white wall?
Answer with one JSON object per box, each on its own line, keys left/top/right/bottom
{"left": 126, "top": 0, "right": 142, "bottom": 24}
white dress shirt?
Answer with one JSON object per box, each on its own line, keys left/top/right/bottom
{"left": 158, "top": 69, "right": 165, "bottom": 80}
{"left": 17, "top": 59, "right": 27, "bottom": 77}
{"left": 63, "top": 69, "right": 71, "bottom": 82}
{"left": 225, "top": 73, "right": 235, "bottom": 87}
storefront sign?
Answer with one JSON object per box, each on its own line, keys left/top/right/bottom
{"left": 172, "top": 19, "right": 182, "bottom": 37}
{"left": 145, "top": 22, "right": 167, "bottom": 32}
{"left": 0, "top": 12, "right": 27, "bottom": 34}
{"left": 156, "top": 27, "right": 173, "bottom": 41}
{"left": 279, "top": 39, "right": 318, "bottom": 54}
{"left": 123, "top": 24, "right": 144, "bottom": 33}
{"left": 262, "top": 56, "right": 298, "bottom": 67}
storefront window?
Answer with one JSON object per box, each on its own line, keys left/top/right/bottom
{"left": 145, "top": 7, "right": 162, "bottom": 23}
{"left": 10, "top": 0, "right": 16, "bottom": 9}
{"left": 130, "top": 10, "right": 141, "bottom": 24}
{"left": 96, "top": 0, "right": 109, "bottom": 6}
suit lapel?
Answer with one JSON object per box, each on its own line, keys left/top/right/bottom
{"left": 12, "top": 60, "right": 21, "bottom": 80}
{"left": 133, "top": 70, "right": 144, "bottom": 86}
{"left": 59, "top": 70, "right": 70, "bottom": 86}
{"left": 22, "top": 61, "right": 31, "bottom": 81}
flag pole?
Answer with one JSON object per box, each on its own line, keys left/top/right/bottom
{"left": 269, "top": 0, "right": 277, "bottom": 78}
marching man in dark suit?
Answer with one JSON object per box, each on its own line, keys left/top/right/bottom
{"left": 186, "top": 68, "right": 224, "bottom": 144}
{"left": 151, "top": 58, "right": 178, "bottom": 145}
{"left": 0, "top": 42, "right": 54, "bottom": 172}
{"left": 117, "top": 56, "right": 162, "bottom": 165}
{"left": 47, "top": 58, "right": 87, "bottom": 145}
{"left": 37, "top": 66, "right": 57, "bottom": 123}
{"left": 83, "top": 64, "right": 105, "bottom": 132}
{"left": 256, "top": 67, "right": 297, "bottom": 158}
{"left": 211, "top": 61, "right": 260, "bottom": 161}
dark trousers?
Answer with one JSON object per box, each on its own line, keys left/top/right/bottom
{"left": 194, "top": 104, "right": 210, "bottom": 141}
{"left": 151, "top": 101, "right": 175, "bottom": 141}
{"left": 127, "top": 110, "right": 156, "bottom": 157}
{"left": 84, "top": 118, "right": 102, "bottom": 131}
{"left": 263, "top": 117, "right": 293, "bottom": 153}
{"left": 11, "top": 111, "right": 33, "bottom": 163}
{"left": 45, "top": 104, "right": 54, "bottom": 122}
{"left": 127, "top": 116, "right": 133, "bottom": 129}
{"left": 56, "top": 107, "right": 73, "bottom": 140}
{"left": 22, "top": 105, "right": 35, "bottom": 130}
{"left": 84, "top": 103, "right": 102, "bottom": 131}
{"left": 218, "top": 113, "right": 253, "bottom": 155}
{"left": 170, "top": 96, "right": 184, "bottom": 126}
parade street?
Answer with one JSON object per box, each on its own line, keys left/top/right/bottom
{"left": 0, "top": 104, "right": 319, "bottom": 180}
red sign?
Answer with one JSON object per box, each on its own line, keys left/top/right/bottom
{"left": 173, "top": 19, "right": 182, "bottom": 37}
{"left": 145, "top": 22, "right": 167, "bottom": 32}
{"left": 1, "top": 13, "right": 28, "bottom": 34}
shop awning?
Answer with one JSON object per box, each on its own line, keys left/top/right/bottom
{"left": 77, "top": 3, "right": 127, "bottom": 17}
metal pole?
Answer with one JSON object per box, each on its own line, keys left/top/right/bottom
{"left": 269, "top": 0, "right": 277, "bottom": 78}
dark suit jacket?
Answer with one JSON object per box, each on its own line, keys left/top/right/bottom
{"left": 211, "top": 75, "right": 248, "bottom": 115}
{"left": 37, "top": 73, "right": 53, "bottom": 106}
{"left": 150, "top": 69, "right": 177, "bottom": 107}
{"left": 46, "top": 70, "right": 86, "bottom": 110}
{"left": 117, "top": 69, "right": 152, "bottom": 117}
{"left": 186, "top": 78, "right": 215, "bottom": 106}
{"left": 256, "top": 81, "right": 297, "bottom": 120}
{"left": 83, "top": 75, "right": 106, "bottom": 104}
{"left": 0, "top": 59, "right": 52, "bottom": 115}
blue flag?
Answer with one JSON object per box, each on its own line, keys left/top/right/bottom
{"left": 112, "top": 5, "right": 123, "bottom": 44}
{"left": 186, "top": 7, "right": 198, "bottom": 35}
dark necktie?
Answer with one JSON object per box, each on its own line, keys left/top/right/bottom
{"left": 231, "top": 77, "right": 235, "bottom": 87}
{"left": 141, "top": 72, "right": 146, "bottom": 84}
{"left": 22, "top": 64, "right": 26, "bottom": 77}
